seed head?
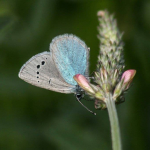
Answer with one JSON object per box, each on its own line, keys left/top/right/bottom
{"left": 74, "top": 10, "right": 136, "bottom": 110}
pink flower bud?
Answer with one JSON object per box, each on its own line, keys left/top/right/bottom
{"left": 73, "top": 74, "right": 95, "bottom": 94}
{"left": 97, "top": 11, "right": 105, "bottom": 17}
{"left": 121, "top": 69, "right": 136, "bottom": 89}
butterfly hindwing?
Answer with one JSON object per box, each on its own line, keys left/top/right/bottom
{"left": 19, "top": 52, "right": 75, "bottom": 93}
{"left": 50, "top": 34, "right": 89, "bottom": 86}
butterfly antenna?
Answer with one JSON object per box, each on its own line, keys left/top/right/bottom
{"left": 76, "top": 96, "right": 96, "bottom": 115}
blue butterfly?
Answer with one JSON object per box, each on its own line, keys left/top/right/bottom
{"left": 19, "top": 34, "right": 95, "bottom": 114}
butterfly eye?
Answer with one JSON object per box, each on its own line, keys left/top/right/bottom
{"left": 37, "top": 71, "right": 39, "bottom": 74}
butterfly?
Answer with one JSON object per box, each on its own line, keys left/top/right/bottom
{"left": 19, "top": 34, "right": 95, "bottom": 114}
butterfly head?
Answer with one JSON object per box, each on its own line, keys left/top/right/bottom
{"left": 75, "top": 85, "right": 85, "bottom": 100}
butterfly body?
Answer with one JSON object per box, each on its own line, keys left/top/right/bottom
{"left": 19, "top": 34, "right": 89, "bottom": 95}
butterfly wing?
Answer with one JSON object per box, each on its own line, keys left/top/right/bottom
{"left": 18, "top": 52, "right": 75, "bottom": 93}
{"left": 50, "top": 34, "right": 89, "bottom": 86}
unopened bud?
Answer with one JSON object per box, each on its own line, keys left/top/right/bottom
{"left": 73, "top": 74, "right": 95, "bottom": 94}
{"left": 121, "top": 69, "right": 136, "bottom": 89}
{"left": 97, "top": 11, "right": 105, "bottom": 17}
{"left": 113, "top": 69, "right": 136, "bottom": 100}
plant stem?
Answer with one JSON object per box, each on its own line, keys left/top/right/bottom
{"left": 106, "top": 93, "right": 122, "bottom": 150}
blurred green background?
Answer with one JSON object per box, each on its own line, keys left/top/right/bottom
{"left": 0, "top": 0, "right": 149, "bottom": 150}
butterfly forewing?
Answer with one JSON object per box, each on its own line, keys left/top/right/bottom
{"left": 19, "top": 52, "right": 75, "bottom": 93}
{"left": 50, "top": 34, "right": 89, "bottom": 86}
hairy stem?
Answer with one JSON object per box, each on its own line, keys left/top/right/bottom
{"left": 106, "top": 93, "right": 122, "bottom": 150}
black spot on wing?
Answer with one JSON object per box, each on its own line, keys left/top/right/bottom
{"left": 49, "top": 79, "right": 51, "bottom": 84}
{"left": 41, "top": 61, "right": 45, "bottom": 65}
{"left": 37, "top": 65, "right": 40, "bottom": 69}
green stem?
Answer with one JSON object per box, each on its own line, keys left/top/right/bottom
{"left": 106, "top": 93, "right": 122, "bottom": 150}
